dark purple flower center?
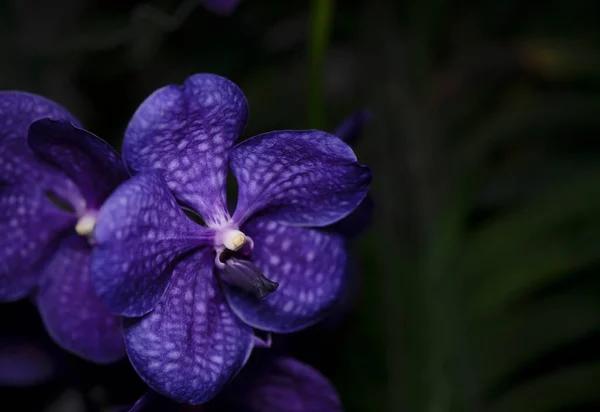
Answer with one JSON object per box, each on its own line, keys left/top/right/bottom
{"left": 210, "top": 224, "right": 279, "bottom": 299}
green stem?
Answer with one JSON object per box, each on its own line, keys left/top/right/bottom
{"left": 308, "top": 0, "right": 335, "bottom": 129}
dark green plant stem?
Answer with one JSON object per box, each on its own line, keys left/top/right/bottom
{"left": 308, "top": 0, "right": 335, "bottom": 129}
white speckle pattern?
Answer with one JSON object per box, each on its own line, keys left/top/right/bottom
{"left": 91, "top": 171, "right": 214, "bottom": 317}
{"left": 123, "top": 74, "right": 249, "bottom": 227}
{"left": 37, "top": 235, "right": 125, "bottom": 363}
{"left": 123, "top": 251, "right": 253, "bottom": 405}
{"left": 223, "top": 217, "right": 347, "bottom": 333}
{"left": 0, "top": 184, "right": 74, "bottom": 301}
{"left": 229, "top": 130, "right": 371, "bottom": 227}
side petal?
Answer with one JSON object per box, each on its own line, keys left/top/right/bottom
{"left": 230, "top": 130, "right": 372, "bottom": 227}
{"left": 332, "top": 109, "right": 371, "bottom": 144}
{"left": 0, "top": 91, "right": 80, "bottom": 143}
{"left": 223, "top": 217, "right": 347, "bottom": 333}
{"left": 123, "top": 250, "right": 254, "bottom": 405}
{"left": 123, "top": 74, "right": 248, "bottom": 226}
{"left": 219, "top": 355, "right": 343, "bottom": 412}
{"left": 325, "top": 196, "right": 374, "bottom": 238}
{"left": 37, "top": 234, "right": 125, "bottom": 363}
{"left": 91, "top": 171, "right": 213, "bottom": 317}
{"left": 0, "top": 183, "right": 75, "bottom": 301}
{"left": 28, "top": 119, "right": 128, "bottom": 209}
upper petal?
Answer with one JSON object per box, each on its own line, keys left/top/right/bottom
{"left": 230, "top": 130, "right": 372, "bottom": 227}
{"left": 332, "top": 109, "right": 371, "bottom": 144}
{"left": 218, "top": 355, "right": 343, "bottom": 412}
{"left": 0, "top": 183, "right": 75, "bottom": 301}
{"left": 123, "top": 74, "right": 248, "bottom": 226}
{"left": 123, "top": 250, "right": 254, "bottom": 405}
{"left": 37, "top": 234, "right": 125, "bottom": 363}
{"left": 28, "top": 119, "right": 128, "bottom": 209}
{"left": 91, "top": 171, "right": 213, "bottom": 317}
{"left": 223, "top": 217, "right": 347, "bottom": 333}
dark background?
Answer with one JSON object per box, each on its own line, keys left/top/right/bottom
{"left": 1, "top": 0, "right": 600, "bottom": 411}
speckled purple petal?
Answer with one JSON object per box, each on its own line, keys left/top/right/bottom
{"left": 37, "top": 234, "right": 125, "bottom": 363}
{"left": 332, "top": 109, "right": 371, "bottom": 145}
{"left": 123, "top": 74, "right": 248, "bottom": 226}
{"left": 223, "top": 217, "right": 347, "bottom": 333}
{"left": 0, "top": 92, "right": 83, "bottom": 207}
{"left": 0, "top": 183, "right": 75, "bottom": 301}
{"left": 230, "top": 130, "right": 372, "bottom": 227}
{"left": 123, "top": 250, "right": 254, "bottom": 405}
{"left": 0, "top": 91, "right": 80, "bottom": 143}
{"left": 28, "top": 119, "right": 128, "bottom": 209}
{"left": 201, "top": 0, "right": 241, "bottom": 15}
{"left": 219, "top": 355, "right": 343, "bottom": 412}
{"left": 91, "top": 171, "right": 213, "bottom": 317}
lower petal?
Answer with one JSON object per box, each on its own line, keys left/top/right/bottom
{"left": 0, "top": 183, "right": 75, "bottom": 301}
{"left": 37, "top": 234, "right": 125, "bottom": 363}
{"left": 223, "top": 218, "right": 347, "bottom": 333}
{"left": 123, "top": 250, "right": 254, "bottom": 405}
{"left": 219, "top": 355, "right": 343, "bottom": 412}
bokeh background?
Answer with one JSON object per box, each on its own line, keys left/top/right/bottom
{"left": 1, "top": 0, "right": 600, "bottom": 411}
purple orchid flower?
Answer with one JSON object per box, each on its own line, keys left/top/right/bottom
{"left": 90, "top": 73, "right": 371, "bottom": 404}
{"left": 128, "top": 354, "right": 342, "bottom": 412}
{"left": 0, "top": 92, "right": 127, "bottom": 363}
{"left": 201, "top": 0, "right": 241, "bottom": 15}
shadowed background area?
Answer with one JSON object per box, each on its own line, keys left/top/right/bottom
{"left": 1, "top": 0, "right": 599, "bottom": 411}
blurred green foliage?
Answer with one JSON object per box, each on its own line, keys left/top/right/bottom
{"left": 1, "top": 1, "right": 599, "bottom": 411}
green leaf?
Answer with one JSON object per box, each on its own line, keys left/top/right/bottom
{"left": 488, "top": 362, "right": 600, "bottom": 412}
{"left": 474, "top": 293, "right": 600, "bottom": 387}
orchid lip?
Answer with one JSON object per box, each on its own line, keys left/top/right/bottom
{"left": 220, "top": 257, "right": 278, "bottom": 299}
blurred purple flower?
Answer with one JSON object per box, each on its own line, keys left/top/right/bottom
{"left": 0, "top": 92, "right": 127, "bottom": 363}
{"left": 0, "top": 338, "right": 56, "bottom": 387}
{"left": 127, "top": 355, "right": 342, "bottom": 412}
{"left": 90, "top": 73, "right": 371, "bottom": 404}
{"left": 201, "top": 0, "right": 241, "bottom": 15}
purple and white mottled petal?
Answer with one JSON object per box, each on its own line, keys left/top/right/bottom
{"left": 201, "top": 0, "right": 241, "bottom": 15}
{"left": 0, "top": 339, "right": 56, "bottom": 387}
{"left": 123, "top": 74, "right": 248, "bottom": 226}
{"left": 91, "top": 171, "right": 213, "bottom": 317}
{"left": 0, "top": 184, "right": 75, "bottom": 301}
{"left": 0, "top": 92, "right": 83, "bottom": 207}
{"left": 0, "top": 91, "right": 80, "bottom": 143}
{"left": 219, "top": 355, "right": 343, "bottom": 412}
{"left": 332, "top": 109, "right": 371, "bottom": 145}
{"left": 37, "top": 234, "right": 125, "bottom": 363}
{"left": 28, "top": 119, "right": 128, "bottom": 209}
{"left": 230, "top": 130, "right": 372, "bottom": 227}
{"left": 223, "top": 217, "right": 347, "bottom": 333}
{"left": 123, "top": 250, "right": 254, "bottom": 405}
